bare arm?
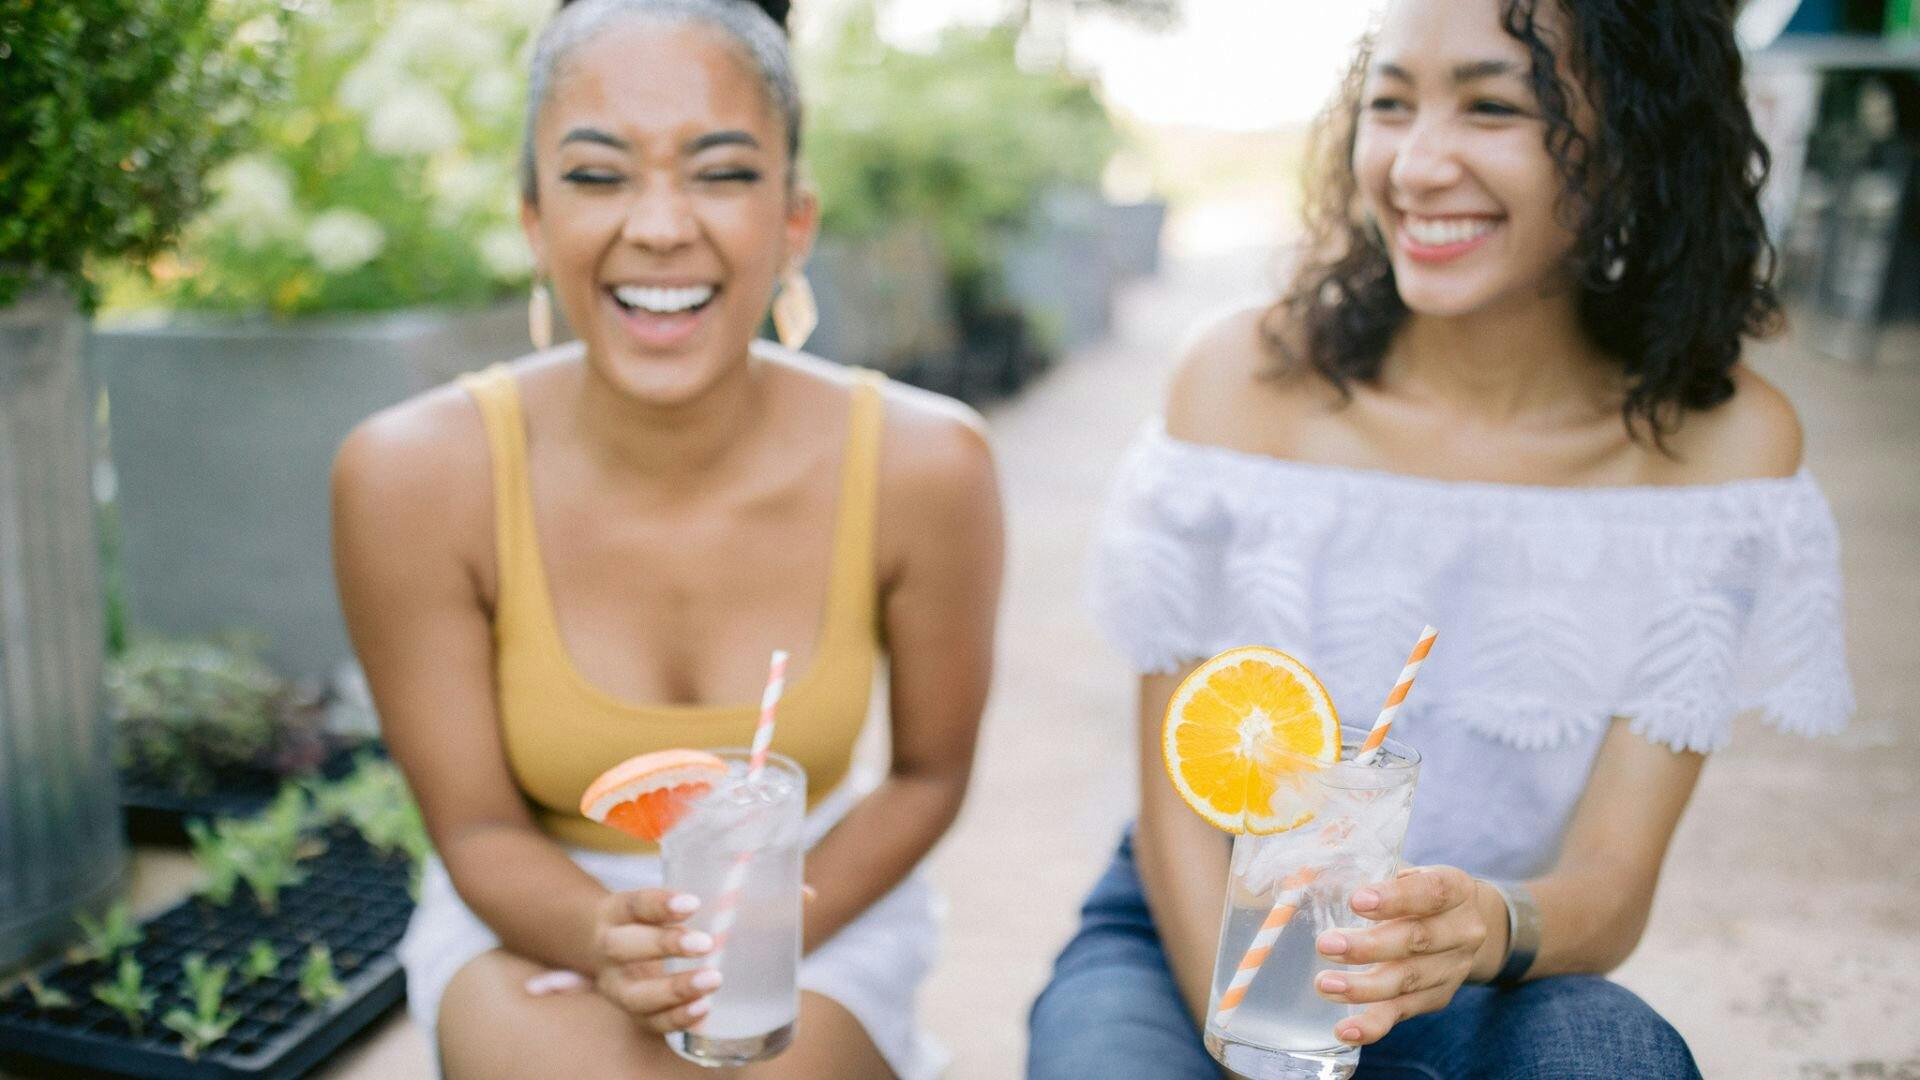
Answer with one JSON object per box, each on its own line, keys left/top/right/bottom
{"left": 331, "top": 398, "right": 612, "bottom": 974}
{"left": 1133, "top": 668, "right": 1233, "bottom": 1028}
{"left": 794, "top": 398, "right": 1004, "bottom": 952}
{"left": 1323, "top": 720, "right": 1705, "bottom": 1044}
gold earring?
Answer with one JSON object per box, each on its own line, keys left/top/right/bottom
{"left": 528, "top": 278, "right": 554, "bottom": 351}
{"left": 771, "top": 268, "right": 818, "bottom": 352}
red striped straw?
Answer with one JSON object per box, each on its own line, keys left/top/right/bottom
{"left": 704, "top": 649, "right": 791, "bottom": 987}
{"left": 1213, "top": 867, "right": 1318, "bottom": 1029}
{"left": 1353, "top": 626, "right": 1436, "bottom": 766}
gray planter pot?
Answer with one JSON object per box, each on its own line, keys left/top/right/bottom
{"left": 1004, "top": 188, "right": 1119, "bottom": 352}
{"left": 808, "top": 226, "right": 959, "bottom": 375}
{"left": 1102, "top": 200, "right": 1169, "bottom": 281}
{"left": 0, "top": 281, "right": 126, "bottom": 971}
{"left": 92, "top": 300, "right": 530, "bottom": 679}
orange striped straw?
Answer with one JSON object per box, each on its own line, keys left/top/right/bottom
{"left": 747, "top": 649, "right": 789, "bottom": 781}
{"left": 706, "top": 650, "right": 791, "bottom": 982}
{"left": 1214, "top": 867, "right": 1319, "bottom": 1029}
{"left": 1353, "top": 626, "right": 1436, "bottom": 766}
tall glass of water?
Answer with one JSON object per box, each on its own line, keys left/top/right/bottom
{"left": 1203, "top": 727, "right": 1421, "bottom": 1080}
{"left": 661, "top": 749, "right": 805, "bottom": 1067}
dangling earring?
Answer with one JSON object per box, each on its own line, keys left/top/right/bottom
{"left": 528, "top": 277, "right": 554, "bottom": 351}
{"left": 771, "top": 267, "right": 818, "bottom": 351}
{"left": 1602, "top": 226, "right": 1630, "bottom": 284}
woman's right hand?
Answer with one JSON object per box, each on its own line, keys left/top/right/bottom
{"left": 591, "top": 888, "right": 724, "bottom": 1033}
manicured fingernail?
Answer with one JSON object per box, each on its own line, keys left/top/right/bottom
{"left": 1352, "top": 889, "right": 1381, "bottom": 912}
{"left": 687, "top": 997, "right": 710, "bottom": 1018}
{"left": 1338, "top": 1023, "right": 1363, "bottom": 1043}
{"left": 1318, "top": 974, "right": 1348, "bottom": 994}
{"left": 669, "top": 894, "right": 700, "bottom": 915}
{"left": 691, "top": 969, "right": 722, "bottom": 991}
{"left": 1318, "top": 932, "right": 1349, "bottom": 956}
{"left": 680, "top": 931, "right": 713, "bottom": 954}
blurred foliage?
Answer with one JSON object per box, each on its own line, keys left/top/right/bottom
{"left": 804, "top": 9, "right": 1117, "bottom": 302}
{"left": 108, "top": 634, "right": 329, "bottom": 795}
{"left": 103, "top": 0, "right": 549, "bottom": 316}
{"left": 0, "top": 0, "right": 285, "bottom": 309}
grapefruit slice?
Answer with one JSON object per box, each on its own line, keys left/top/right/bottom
{"left": 1163, "top": 646, "right": 1340, "bottom": 835}
{"left": 580, "top": 748, "right": 728, "bottom": 842}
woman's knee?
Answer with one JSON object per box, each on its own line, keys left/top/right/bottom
{"left": 1490, "top": 977, "right": 1699, "bottom": 1078}
{"left": 1028, "top": 964, "right": 1216, "bottom": 1080}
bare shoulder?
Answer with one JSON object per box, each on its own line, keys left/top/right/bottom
{"left": 1657, "top": 364, "right": 1805, "bottom": 483}
{"left": 331, "top": 376, "right": 491, "bottom": 556}
{"left": 1166, "top": 303, "right": 1330, "bottom": 450}
{"left": 874, "top": 376, "right": 996, "bottom": 499}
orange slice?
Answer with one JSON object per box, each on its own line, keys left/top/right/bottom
{"left": 580, "top": 748, "right": 728, "bottom": 842}
{"left": 1163, "top": 646, "right": 1340, "bottom": 835}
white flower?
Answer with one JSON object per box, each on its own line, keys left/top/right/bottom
{"left": 428, "top": 157, "right": 510, "bottom": 224}
{"left": 476, "top": 226, "right": 534, "bottom": 280}
{"left": 367, "top": 84, "right": 463, "bottom": 155}
{"left": 470, "top": 0, "right": 555, "bottom": 33}
{"left": 305, "top": 209, "right": 387, "bottom": 273}
{"left": 381, "top": 4, "right": 499, "bottom": 73}
{"left": 337, "top": 59, "right": 402, "bottom": 113}
{"left": 208, "top": 155, "right": 300, "bottom": 249}
{"left": 465, "top": 69, "right": 521, "bottom": 116}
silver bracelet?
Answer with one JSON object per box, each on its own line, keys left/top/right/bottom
{"left": 1482, "top": 878, "right": 1542, "bottom": 987}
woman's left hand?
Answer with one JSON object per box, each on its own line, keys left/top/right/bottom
{"left": 1312, "top": 866, "right": 1497, "bottom": 1046}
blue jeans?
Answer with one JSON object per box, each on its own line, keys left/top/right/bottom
{"left": 1028, "top": 831, "right": 1701, "bottom": 1080}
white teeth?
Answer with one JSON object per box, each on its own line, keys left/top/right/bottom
{"left": 612, "top": 284, "right": 715, "bottom": 313}
{"left": 1404, "top": 216, "right": 1497, "bottom": 247}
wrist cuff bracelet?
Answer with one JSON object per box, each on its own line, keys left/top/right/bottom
{"left": 1483, "top": 878, "right": 1541, "bottom": 987}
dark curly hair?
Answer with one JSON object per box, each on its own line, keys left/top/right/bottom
{"left": 1264, "top": 0, "right": 1783, "bottom": 440}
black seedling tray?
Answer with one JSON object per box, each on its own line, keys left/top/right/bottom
{"left": 0, "top": 825, "right": 414, "bottom": 1080}
{"left": 120, "top": 741, "right": 383, "bottom": 846}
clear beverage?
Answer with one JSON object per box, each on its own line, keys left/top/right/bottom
{"left": 1204, "top": 727, "right": 1420, "bottom": 1080}
{"left": 661, "top": 750, "right": 805, "bottom": 1067}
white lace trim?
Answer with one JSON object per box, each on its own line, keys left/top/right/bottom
{"left": 1086, "top": 422, "right": 1855, "bottom": 753}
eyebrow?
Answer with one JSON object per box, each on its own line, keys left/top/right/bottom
{"left": 1373, "top": 59, "right": 1525, "bottom": 84}
{"left": 556, "top": 127, "right": 762, "bottom": 153}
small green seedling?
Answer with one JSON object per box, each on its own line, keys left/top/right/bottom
{"left": 92, "top": 955, "right": 155, "bottom": 1036}
{"left": 162, "top": 954, "right": 240, "bottom": 1060}
{"left": 22, "top": 974, "right": 73, "bottom": 1011}
{"left": 186, "top": 820, "right": 242, "bottom": 906}
{"left": 298, "top": 944, "right": 345, "bottom": 1007}
{"left": 241, "top": 940, "right": 279, "bottom": 984}
{"left": 70, "top": 902, "right": 142, "bottom": 964}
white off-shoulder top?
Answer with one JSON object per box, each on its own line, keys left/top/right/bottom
{"left": 1088, "top": 422, "right": 1855, "bottom": 878}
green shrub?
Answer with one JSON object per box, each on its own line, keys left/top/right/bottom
{"left": 0, "top": 0, "right": 285, "bottom": 309}
{"left": 107, "top": 636, "right": 288, "bottom": 795}
{"left": 103, "top": 0, "right": 549, "bottom": 316}
{"left": 804, "top": 10, "right": 1117, "bottom": 305}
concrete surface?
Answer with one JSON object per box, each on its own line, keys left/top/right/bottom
{"left": 33, "top": 250, "right": 1920, "bottom": 1078}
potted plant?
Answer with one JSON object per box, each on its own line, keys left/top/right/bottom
{"left": 0, "top": 0, "right": 278, "bottom": 974}
{"left": 0, "top": 758, "right": 427, "bottom": 1074}
{"left": 92, "top": 0, "right": 552, "bottom": 681}
{"left": 107, "top": 633, "right": 366, "bottom": 842}
{"left": 803, "top": 9, "right": 1120, "bottom": 394}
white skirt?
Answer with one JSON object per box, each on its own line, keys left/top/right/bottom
{"left": 397, "top": 782, "right": 949, "bottom": 1080}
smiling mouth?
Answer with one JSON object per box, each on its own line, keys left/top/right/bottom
{"left": 1395, "top": 214, "right": 1502, "bottom": 263}
{"left": 609, "top": 283, "right": 718, "bottom": 315}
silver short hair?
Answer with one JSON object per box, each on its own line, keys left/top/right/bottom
{"left": 520, "top": 0, "right": 800, "bottom": 203}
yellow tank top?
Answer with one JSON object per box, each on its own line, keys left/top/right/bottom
{"left": 457, "top": 364, "right": 883, "bottom": 853}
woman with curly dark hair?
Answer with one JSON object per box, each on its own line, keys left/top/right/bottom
{"left": 1028, "top": 0, "right": 1852, "bottom": 1076}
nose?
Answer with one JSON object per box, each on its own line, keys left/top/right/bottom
{"left": 619, "top": 177, "right": 698, "bottom": 252}
{"left": 1387, "top": 115, "right": 1465, "bottom": 198}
